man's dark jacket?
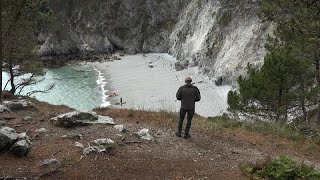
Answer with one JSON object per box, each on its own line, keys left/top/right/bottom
{"left": 176, "top": 84, "right": 201, "bottom": 109}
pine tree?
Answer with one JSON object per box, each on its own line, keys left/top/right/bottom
{"left": 228, "top": 43, "right": 314, "bottom": 121}
{"left": 259, "top": 0, "right": 320, "bottom": 121}
{"left": 1, "top": 0, "right": 53, "bottom": 95}
{"left": 228, "top": 0, "right": 319, "bottom": 122}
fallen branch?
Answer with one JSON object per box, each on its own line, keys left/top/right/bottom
{"left": 123, "top": 141, "right": 143, "bottom": 144}
{"left": 52, "top": 149, "right": 62, "bottom": 157}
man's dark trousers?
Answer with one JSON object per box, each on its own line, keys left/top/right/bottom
{"left": 178, "top": 108, "right": 195, "bottom": 135}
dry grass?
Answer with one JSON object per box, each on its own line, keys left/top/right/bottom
{"left": 2, "top": 98, "right": 320, "bottom": 179}
{"left": 94, "top": 107, "right": 320, "bottom": 161}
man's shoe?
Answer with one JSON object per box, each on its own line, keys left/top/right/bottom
{"left": 183, "top": 134, "right": 191, "bottom": 138}
{"left": 175, "top": 132, "right": 182, "bottom": 137}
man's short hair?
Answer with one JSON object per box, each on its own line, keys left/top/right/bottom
{"left": 185, "top": 76, "right": 192, "bottom": 84}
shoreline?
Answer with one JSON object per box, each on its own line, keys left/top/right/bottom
{"left": 90, "top": 53, "right": 231, "bottom": 117}
{"left": 92, "top": 66, "right": 111, "bottom": 108}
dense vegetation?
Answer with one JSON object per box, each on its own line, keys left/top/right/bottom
{"left": 0, "top": 0, "right": 53, "bottom": 101}
{"left": 228, "top": 0, "right": 320, "bottom": 123}
{"left": 242, "top": 156, "right": 320, "bottom": 179}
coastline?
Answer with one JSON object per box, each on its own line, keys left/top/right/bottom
{"left": 90, "top": 53, "right": 231, "bottom": 117}
{"left": 92, "top": 66, "right": 111, "bottom": 108}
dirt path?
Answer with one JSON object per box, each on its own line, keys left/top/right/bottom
{"left": 1, "top": 102, "right": 320, "bottom": 179}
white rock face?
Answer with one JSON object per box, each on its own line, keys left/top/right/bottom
{"left": 42, "top": 0, "right": 271, "bottom": 85}
{"left": 169, "top": 0, "right": 273, "bottom": 85}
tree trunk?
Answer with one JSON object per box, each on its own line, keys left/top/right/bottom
{"left": 300, "top": 83, "right": 308, "bottom": 123}
{"left": 9, "top": 59, "right": 15, "bottom": 94}
{"left": 0, "top": 0, "right": 3, "bottom": 102}
{"left": 276, "top": 86, "right": 283, "bottom": 122}
{"left": 315, "top": 58, "right": 320, "bottom": 123}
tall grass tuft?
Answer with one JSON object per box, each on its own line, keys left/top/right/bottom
{"left": 241, "top": 156, "right": 320, "bottom": 179}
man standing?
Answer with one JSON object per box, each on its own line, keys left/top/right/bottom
{"left": 176, "top": 76, "right": 201, "bottom": 138}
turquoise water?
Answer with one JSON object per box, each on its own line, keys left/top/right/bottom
{"left": 1, "top": 65, "right": 104, "bottom": 111}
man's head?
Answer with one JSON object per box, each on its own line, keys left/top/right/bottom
{"left": 185, "top": 76, "right": 192, "bottom": 84}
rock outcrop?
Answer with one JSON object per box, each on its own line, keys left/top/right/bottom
{"left": 0, "top": 127, "right": 32, "bottom": 157}
{"left": 9, "top": 133, "right": 32, "bottom": 157}
{"left": 41, "top": 0, "right": 272, "bottom": 85}
{"left": 1, "top": 100, "right": 35, "bottom": 111}
{"left": 50, "top": 111, "right": 115, "bottom": 128}
{"left": 0, "top": 127, "right": 18, "bottom": 150}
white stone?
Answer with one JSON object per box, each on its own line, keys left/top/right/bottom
{"left": 75, "top": 142, "right": 84, "bottom": 149}
{"left": 114, "top": 125, "right": 126, "bottom": 133}
{"left": 35, "top": 128, "right": 49, "bottom": 133}
{"left": 93, "top": 138, "right": 114, "bottom": 145}
{"left": 134, "top": 128, "right": 154, "bottom": 141}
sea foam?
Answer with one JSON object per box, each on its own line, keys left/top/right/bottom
{"left": 93, "top": 66, "right": 111, "bottom": 107}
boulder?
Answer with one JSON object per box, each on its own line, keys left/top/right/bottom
{"left": 0, "top": 128, "right": 32, "bottom": 156}
{"left": 51, "top": 111, "right": 115, "bottom": 128}
{"left": 9, "top": 139, "right": 32, "bottom": 157}
{"left": 0, "top": 126, "right": 18, "bottom": 151}
{"left": 2, "top": 100, "right": 34, "bottom": 111}
{"left": 175, "top": 60, "right": 189, "bottom": 71}
{"left": 9, "top": 132, "right": 32, "bottom": 157}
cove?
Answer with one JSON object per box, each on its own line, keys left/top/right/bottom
{"left": 1, "top": 65, "right": 107, "bottom": 111}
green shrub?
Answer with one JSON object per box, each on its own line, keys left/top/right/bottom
{"left": 242, "top": 156, "right": 320, "bottom": 179}
{"left": 127, "top": 109, "right": 135, "bottom": 117}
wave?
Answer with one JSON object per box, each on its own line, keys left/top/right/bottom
{"left": 93, "top": 66, "right": 111, "bottom": 108}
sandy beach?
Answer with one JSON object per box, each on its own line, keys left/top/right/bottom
{"left": 90, "top": 53, "right": 231, "bottom": 117}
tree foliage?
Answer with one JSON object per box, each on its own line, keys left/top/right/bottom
{"left": 1, "top": 0, "right": 53, "bottom": 97}
{"left": 228, "top": 0, "right": 320, "bottom": 122}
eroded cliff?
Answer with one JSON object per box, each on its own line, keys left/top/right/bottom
{"left": 41, "top": 0, "right": 272, "bottom": 85}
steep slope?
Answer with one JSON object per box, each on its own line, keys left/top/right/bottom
{"left": 40, "top": 0, "right": 190, "bottom": 56}
{"left": 40, "top": 0, "right": 272, "bottom": 85}
{"left": 169, "top": 0, "right": 273, "bottom": 85}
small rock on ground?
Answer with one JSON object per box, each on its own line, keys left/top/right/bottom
{"left": 39, "top": 159, "right": 60, "bottom": 167}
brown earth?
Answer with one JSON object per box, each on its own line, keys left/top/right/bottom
{"left": 1, "top": 99, "right": 320, "bottom": 180}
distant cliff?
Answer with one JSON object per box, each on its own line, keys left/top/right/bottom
{"left": 40, "top": 0, "right": 272, "bottom": 85}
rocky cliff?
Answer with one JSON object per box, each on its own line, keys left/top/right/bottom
{"left": 40, "top": 0, "right": 272, "bottom": 85}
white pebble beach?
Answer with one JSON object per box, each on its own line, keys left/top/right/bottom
{"left": 90, "top": 53, "right": 231, "bottom": 117}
